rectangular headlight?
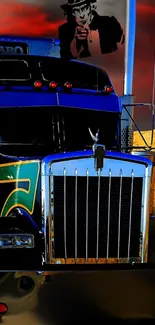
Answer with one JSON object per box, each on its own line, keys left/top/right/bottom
{"left": 0, "top": 234, "right": 34, "bottom": 249}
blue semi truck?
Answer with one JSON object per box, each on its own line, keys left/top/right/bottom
{"left": 0, "top": 53, "right": 154, "bottom": 270}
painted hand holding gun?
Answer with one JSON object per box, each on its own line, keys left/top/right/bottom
{"left": 75, "top": 24, "right": 89, "bottom": 40}
{"left": 70, "top": 24, "right": 90, "bottom": 58}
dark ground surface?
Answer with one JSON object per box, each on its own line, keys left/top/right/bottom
{"left": 0, "top": 220, "right": 154, "bottom": 324}
{"left": 0, "top": 269, "right": 155, "bottom": 325}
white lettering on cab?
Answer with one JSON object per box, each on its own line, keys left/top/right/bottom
{"left": 0, "top": 46, "right": 24, "bottom": 54}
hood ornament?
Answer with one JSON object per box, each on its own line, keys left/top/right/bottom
{"left": 88, "top": 128, "right": 99, "bottom": 143}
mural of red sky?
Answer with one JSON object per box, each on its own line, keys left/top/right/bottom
{"left": 0, "top": 1, "right": 62, "bottom": 36}
{"left": 0, "top": 0, "right": 126, "bottom": 36}
{"left": 0, "top": 0, "right": 154, "bottom": 129}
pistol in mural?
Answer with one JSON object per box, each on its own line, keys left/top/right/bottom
{"left": 58, "top": 0, "right": 125, "bottom": 59}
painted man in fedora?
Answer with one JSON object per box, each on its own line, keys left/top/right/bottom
{"left": 58, "top": 0, "right": 124, "bottom": 60}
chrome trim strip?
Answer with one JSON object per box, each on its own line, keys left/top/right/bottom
{"left": 141, "top": 166, "right": 151, "bottom": 263}
{"left": 106, "top": 169, "right": 112, "bottom": 259}
{"left": 75, "top": 169, "right": 78, "bottom": 260}
{"left": 41, "top": 161, "right": 49, "bottom": 264}
{"left": 127, "top": 170, "right": 134, "bottom": 261}
{"left": 56, "top": 92, "right": 60, "bottom": 106}
{"left": 96, "top": 169, "right": 101, "bottom": 260}
{"left": 49, "top": 172, "right": 53, "bottom": 261}
{"left": 85, "top": 169, "right": 89, "bottom": 261}
{"left": 63, "top": 168, "right": 67, "bottom": 260}
{"left": 117, "top": 169, "right": 122, "bottom": 259}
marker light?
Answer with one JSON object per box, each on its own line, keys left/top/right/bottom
{"left": 103, "top": 85, "right": 113, "bottom": 93}
{"left": 54, "top": 39, "right": 60, "bottom": 46}
{"left": 0, "top": 302, "right": 8, "bottom": 315}
{"left": 64, "top": 81, "right": 72, "bottom": 89}
{"left": 49, "top": 81, "right": 58, "bottom": 89}
{"left": 34, "top": 80, "right": 42, "bottom": 88}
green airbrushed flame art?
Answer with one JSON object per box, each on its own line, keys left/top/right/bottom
{"left": 0, "top": 160, "right": 40, "bottom": 216}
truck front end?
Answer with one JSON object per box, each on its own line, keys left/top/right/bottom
{"left": 0, "top": 54, "right": 152, "bottom": 270}
{"left": 42, "top": 148, "right": 151, "bottom": 267}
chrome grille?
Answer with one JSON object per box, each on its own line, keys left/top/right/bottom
{"left": 51, "top": 171, "right": 143, "bottom": 264}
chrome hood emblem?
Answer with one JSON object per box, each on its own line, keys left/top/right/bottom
{"left": 88, "top": 128, "right": 99, "bottom": 143}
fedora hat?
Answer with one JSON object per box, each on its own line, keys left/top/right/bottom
{"left": 61, "top": 0, "right": 96, "bottom": 11}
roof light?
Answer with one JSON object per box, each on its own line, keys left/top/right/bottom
{"left": 49, "top": 81, "right": 58, "bottom": 89}
{"left": 103, "top": 85, "right": 113, "bottom": 93}
{"left": 0, "top": 302, "right": 8, "bottom": 315}
{"left": 34, "top": 80, "right": 42, "bottom": 88}
{"left": 64, "top": 81, "right": 72, "bottom": 89}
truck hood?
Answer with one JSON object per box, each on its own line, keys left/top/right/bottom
{"left": 0, "top": 149, "right": 152, "bottom": 166}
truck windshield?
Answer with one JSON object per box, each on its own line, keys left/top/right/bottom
{"left": 39, "top": 59, "right": 112, "bottom": 91}
{"left": 0, "top": 106, "right": 119, "bottom": 156}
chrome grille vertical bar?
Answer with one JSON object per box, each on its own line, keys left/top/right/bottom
{"left": 96, "top": 169, "right": 101, "bottom": 260}
{"left": 106, "top": 169, "right": 112, "bottom": 259}
{"left": 75, "top": 169, "right": 78, "bottom": 260}
{"left": 141, "top": 166, "right": 150, "bottom": 263}
{"left": 49, "top": 174, "right": 54, "bottom": 261}
{"left": 86, "top": 169, "right": 89, "bottom": 261}
{"left": 127, "top": 170, "right": 134, "bottom": 261}
{"left": 41, "top": 162, "right": 48, "bottom": 264}
{"left": 117, "top": 169, "right": 123, "bottom": 259}
{"left": 63, "top": 168, "right": 67, "bottom": 260}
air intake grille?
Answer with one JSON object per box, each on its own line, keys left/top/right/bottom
{"left": 53, "top": 176, "right": 143, "bottom": 261}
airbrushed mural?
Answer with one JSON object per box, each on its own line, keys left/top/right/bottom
{"left": 0, "top": 157, "right": 42, "bottom": 231}
{"left": 58, "top": 0, "right": 125, "bottom": 59}
{"left": 0, "top": 0, "right": 126, "bottom": 92}
{"left": 0, "top": 160, "right": 39, "bottom": 217}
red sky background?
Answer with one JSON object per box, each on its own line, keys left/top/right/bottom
{"left": 0, "top": 0, "right": 154, "bottom": 129}
{"left": 133, "top": 1, "right": 155, "bottom": 129}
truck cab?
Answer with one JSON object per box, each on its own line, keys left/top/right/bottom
{"left": 0, "top": 54, "right": 152, "bottom": 270}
